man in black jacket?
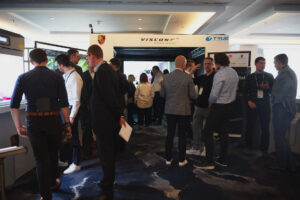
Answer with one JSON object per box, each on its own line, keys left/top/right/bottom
{"left": 87, "top": 45, "right": 125, "bottom": 200}
{"left": 245, "top": 57, "right": 274, "bottom": 155}
{"left": 109, "top": 57, "right": 130, "bottom": 113}
{"left": 109, "top": 58, "right": 130, "bottom": 152}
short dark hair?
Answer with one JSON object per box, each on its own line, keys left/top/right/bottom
{"left": 187, "top": 59, "right": 195, "bottom": 64}
{"left": 29, "top": 48, "right": 47, "bottom": 64}
{"left": 186, "top": 59, "right": 195, "bottom": 68}
{"left": 140, "top": 73, "right": 148, "bottom": 83}
{"left": 255, "top": 57, "right": 265, "bottom": 64}
{"left": 110, "top": 58, "right": 121, "bottom": 69}
{"left": 67, "top": 48, "right": 79, "bottom": 58}
{"left": 87, "top": 44, "right": 103, "bottom": 59}
{"left": 55, "top": 54, "right": 70, "bottom": 67}
{"left": 152, "top": 66, "right": 160, "bottom": 71}
{"left": 214, "top": 53, "right": 230, "bottom": 66}
{"left": 163, "top": 69, "right": 169, "bottom": 74}
{"left": 204, "top": 57, "right": 214, "bottom": 62}
{"left": 274, "top": 54, "right": 288, "bottom": 65}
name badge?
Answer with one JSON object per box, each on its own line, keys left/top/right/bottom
{"left": 199, "top": 87, "right": 204, "bottom": 95}
{"left": 257, "top": 90, "right": 263, "bottom": 99}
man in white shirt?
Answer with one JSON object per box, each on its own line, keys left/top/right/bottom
{"left": 56, "top": 54, "right": 83, "bottom": 174}
{"left": 194, "top": 53, "right": 239, "bottom": 170}
{"left": 152, "top": 66, "right": 164, "bottom": 125}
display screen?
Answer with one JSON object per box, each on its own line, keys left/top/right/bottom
{"left": 0, "top": 35, "right": 10, "bottom": 46}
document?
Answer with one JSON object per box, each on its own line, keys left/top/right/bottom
{"left": 119, "top": 121, "right": 132, "bottom": 142}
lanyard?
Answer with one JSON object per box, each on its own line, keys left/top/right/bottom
{"left": 254, "top": 72, "right": 264, "bottom": 88}
{"left": 65, "top": 70, "right": 75, "bottom": 84}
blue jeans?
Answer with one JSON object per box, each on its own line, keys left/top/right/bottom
{"left": 272, "top": 104, "right": 295, "bottom": 170}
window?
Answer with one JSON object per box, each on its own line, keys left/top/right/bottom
{"left": 261, "top": 45, "right": 300, "bottom": 99}
{"left": 0, "top": 54, "right": 24, "bottom": 102}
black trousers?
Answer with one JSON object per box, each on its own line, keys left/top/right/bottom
{"left": 245, "top": 101, "right": 271, "bottom": 151}
{"left": 165, "top": 114, "right": 188, "bottom": 162}
{"left": 203, "top": 103, "right": 233, "bottom": 163}
{"left": 26, "top": 115, "right": 62, "bottom": 200}
{"left": 272, "top": 104, "right": 295, "bottom": 170}
{"left": 138, "top": 107, "right": 152, "bottom": 126}
{"left": 95, "top": 123, "right": 120, "bottom": 196}
{"left": 185, "top": 115, "right": 193, "bottom": 139}
{"left": 153, "top": 92, "right": 163, "bottom": 122}
{"left": 80, "top": 108, "right": 93, "bottom": 156}
{"left": 127, "top": 103, "right": 136, "bottom": 125}
{"left": 60, "top": 109, "right": 81, "bottom": 165}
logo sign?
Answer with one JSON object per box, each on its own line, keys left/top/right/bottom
{"left": 140, "top": 37, "right": 179, "bottom": 45}
{"left": 141, "top": 37, "right": 176, "bottom": 42}
{"left": 206, "top": 36, "right": 229, "bottom": 42}
{"left": 206, "top": 36, "right": 212, "bottom": 41}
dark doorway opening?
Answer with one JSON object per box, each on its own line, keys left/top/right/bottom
{"left": 113, "top": 47, "right": 205, "bottom": 78}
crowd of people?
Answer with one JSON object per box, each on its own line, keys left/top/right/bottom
{"left": 9, "top": 44, "right": 298, "bottom": 200}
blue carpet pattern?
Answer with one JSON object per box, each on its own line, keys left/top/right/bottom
{"left": 6, "top": 125, "right": 300, "bottom": 200}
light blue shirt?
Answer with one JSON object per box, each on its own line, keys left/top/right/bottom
{"left": 209, "top": 66, "right": 239, "bottom": 104}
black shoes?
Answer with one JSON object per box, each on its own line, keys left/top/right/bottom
{"left": 152, "top": 120, "right": 162, "bottom": 125}
{"left": 194, "top": 158, "right": 228, "bottom": 170}
{"left": 98, "top": 192, "right": 113, "bottom": 200}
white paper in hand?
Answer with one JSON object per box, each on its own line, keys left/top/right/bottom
{"left": 119, "top": 121, "right": 132, "bottom": 142}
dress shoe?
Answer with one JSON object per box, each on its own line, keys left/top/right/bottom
{"left": 267, "top": 163, "right": 285, "bottom": 171}
{"left": 98, "top": 193, "right": 113, "bottom": 200}
{"left": 58, "top": 160, "right": 68, "bottom": 167}
{"left": 179, "top": 159, "right": 188, "bottom": 167}
{"left": 50, "top": 178, "right": 61, "bottom": 191}
{"left": 152, "top": 120, "right": 161, "bottom": 125}
{"left": 165, "top": 159, "right": 173, "bottom": 166}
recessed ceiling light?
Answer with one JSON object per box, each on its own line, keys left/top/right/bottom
{"left": 138, "top": 18, "right": 142, "bottom": 21}
{"left": 49, "top": 17, "right": 55, "bottom": 21}
{"left": 138, "top": 27, "right": 143, "bottom": 30}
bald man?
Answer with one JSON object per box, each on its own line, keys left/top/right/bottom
{"left": 160, "top": 55, "right": 197, "bottom": 167}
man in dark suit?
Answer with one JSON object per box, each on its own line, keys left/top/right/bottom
{"left": 109, "top": 58, "right": 130, "bottom": 152}
{"left": 81, "top": 60, "right": 95, "bottom": 158}
{"left": 109, "top": 57, "right": 130, "bottom": 113}
{"left": 86, "top": 44, "right": 125, "bottom": 200}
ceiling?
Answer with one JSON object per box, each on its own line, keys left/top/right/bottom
{"left": 0, "top": 0, "right": 300, "bottom": 49}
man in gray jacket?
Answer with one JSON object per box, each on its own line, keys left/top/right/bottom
{"left": 271, "top": 53, "right": 297, "bottom": 171}
{"left": 160, "top": 55, "right": 197, "bottom": 167}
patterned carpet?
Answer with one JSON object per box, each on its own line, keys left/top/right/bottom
{"left": 6, "top": 124, "right": 300, "bottom": 200}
